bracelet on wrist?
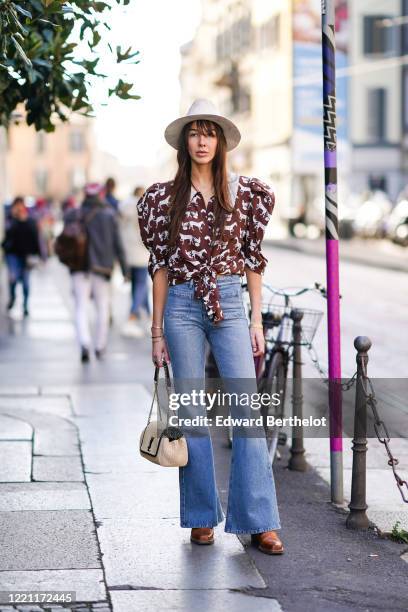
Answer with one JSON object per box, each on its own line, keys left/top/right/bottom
{"left": 249, "top": 323, "right": 263, "bottom": 329}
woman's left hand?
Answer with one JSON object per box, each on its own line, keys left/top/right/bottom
{"left": 250, "top": 327, "right": 265, "bottom": 357}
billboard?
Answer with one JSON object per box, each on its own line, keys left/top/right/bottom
{"left": 292, "top": 0, "right": 349, "bottom": 174}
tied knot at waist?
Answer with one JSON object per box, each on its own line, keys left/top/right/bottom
{"left": 172, "top": 267, "right": 238, "bottom": 323}
{"left": 195, "top": 267, "right": 223, "bottom": 323}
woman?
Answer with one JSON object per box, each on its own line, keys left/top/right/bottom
{"left": 137, "top": 99, "right": 283, "bottom": 555}
{"left": 2, "top": 197, "right": 41, "bottom": 317}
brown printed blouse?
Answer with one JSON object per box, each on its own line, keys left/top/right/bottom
{"left": 137, "top": 173, "right": 275, "bottom": 324}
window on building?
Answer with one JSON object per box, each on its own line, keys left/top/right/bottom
{"left": 259, "top": 14, "right": 280, "bottom": 51}
{"left": 231, "top": 86, "right": 251, "bottom": 114}
{"left": 70, "top": 167, "right": 86, "bottom": 190}
{"left": 36, "top": 132, "right": 46, "bottom": 154}
{"left": 238, "top": 88, "right": 251, "bottom": 113}
{"left": 366, "top": 88, "right": 387, "bottom": 142}
{"left": 363, "top": 15, "right": 393, "bottom": 55}
{"left": 35, "top": 169, "right": 48, "bottom": 194}
{"left": 216, "top": 14, "right": 252, "bottom": 62}
{"left": 239, "top": 15, "right": 251, "bottom": 50}
{"left": 369, "top": 174, "right": 387, "bottom": 192}
{"left": 70, "top": 130, "right": 85, "bottom": 152}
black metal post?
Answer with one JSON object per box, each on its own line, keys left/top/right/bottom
{"left": 289, "top": 309, "right": 307, "bottom": 471}
{"left": 346, "top": 336, "right": 371, "bottom": 530}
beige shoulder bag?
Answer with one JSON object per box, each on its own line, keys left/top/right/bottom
{"left": 139, "top": 363, "right": 188, "bottom": 467}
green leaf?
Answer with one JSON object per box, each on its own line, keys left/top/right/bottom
{"left": 92, "top": 30, "right": 101, "bottom": 47}
{"left": 14, "top": 5, "right": 33, "bottom": 19}
{"left": 0, "top": 0, "right": 142, "bottom": 130}
{"left": 38, "top": 19, "right": 59, "bottom": 27}
{"left": 116, "top": 45, "right": 140, "bottom": 63}
{"left": 32, "top": 58, "right": 52, "bottom": 68}
{"left": 109, "top": 78, "right": 140, "bottom": 100}
{"left": 11, "top": 35, "right": 32, "bottom": 67}
{"left": 90, "top": 2, "right": 110, "bottom": 12}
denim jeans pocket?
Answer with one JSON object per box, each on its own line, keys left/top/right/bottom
{"left": 219, "top": 289, "right": 246, "bottom": 320}
{"left": 217, "top": 282, "right": 241, "bottom": 298}
{"left": 164, "top": 291, "right": 192, "bottom": 319}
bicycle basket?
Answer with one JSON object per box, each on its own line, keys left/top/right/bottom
{"left": 260, "top": 304, "right": 323, "bottom": 346}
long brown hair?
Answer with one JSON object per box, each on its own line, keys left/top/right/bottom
{"left": 168, "top": 119, "right": 236, "bottom": 246}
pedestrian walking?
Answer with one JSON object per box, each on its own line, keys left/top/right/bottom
{"left": 62, "top": 183, "right": 128, "bottom": 363}
{"left": 119, "top": 186, "right": 150, "bottom": 338}
{"left": 103, "top": 177, "right": 120, "bottom": 326}
{"left": 104, "top": 177, "right": 119, "bottom": 213}
{"left": 2, "top": 196, "right": 41, "bottom": 317}
{"left": 137, "top": 99, "right": 283, "bottom": 554}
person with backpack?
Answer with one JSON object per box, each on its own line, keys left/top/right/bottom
{"left": 56, "top": 183, "right": 128, "bottom": 362}
{"left": 2, "top": 196, "right": 41, "bottom": 317}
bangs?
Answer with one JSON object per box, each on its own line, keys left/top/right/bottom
{"left": 190, "top": 119, "right": 219, "bottom": 136}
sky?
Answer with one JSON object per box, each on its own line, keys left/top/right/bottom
{"left": 91, "top": 0, "right": 202, "bottom": 168}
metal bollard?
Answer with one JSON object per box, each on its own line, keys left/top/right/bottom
{"left": 288, "top": 309, "right": 308, "bottom": 471}
{"left": 346, "top": 336, "right": 372, "bottom": 530}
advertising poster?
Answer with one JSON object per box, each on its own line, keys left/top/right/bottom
{"left": 292, "top": 0, "right": 349, "bottom": 173}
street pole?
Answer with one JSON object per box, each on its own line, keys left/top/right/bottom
{"left": 321, "top": 0, "right": 343, "bottom": 504}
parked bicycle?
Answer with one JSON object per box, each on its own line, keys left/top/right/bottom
{"left": 251, "top": 281, "right": 328, "bottom": 460}
{"left": 215, "top": 281, "right": 328, "bottom": 462}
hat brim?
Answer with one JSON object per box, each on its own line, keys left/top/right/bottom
{"left": 164, "top": 113, "right": 241, "bottom": 152}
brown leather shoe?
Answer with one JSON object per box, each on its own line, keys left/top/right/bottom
{"left": 251, "top": 531, "right": 284, "bottom": 555}
{"left": 190, "top": 527, "right": 215, "bottom": 545}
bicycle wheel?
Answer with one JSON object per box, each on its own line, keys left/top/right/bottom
{"left": 259, "top": 351, "right": 288, "bottom": 463}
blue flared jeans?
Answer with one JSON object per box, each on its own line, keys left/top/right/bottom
{"left": 163, "top": 274, "right": 281, "bottom": 534}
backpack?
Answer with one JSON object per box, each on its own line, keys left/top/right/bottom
{"left": 55, "top": 208, "right": 98, "bottom": 272}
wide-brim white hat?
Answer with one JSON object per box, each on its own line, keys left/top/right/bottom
{"left": 164, "top": 99, "right": 241, "bottom": 152}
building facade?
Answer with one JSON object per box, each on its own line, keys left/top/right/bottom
{"left": 5, "top": 113, "right": 93, "bottom": 204}
{"left": 179, "top": 0, "right": 407, "bottom": 232}
{"left": 349, "top": 0, "right": 407, "bottom": 200}
{"left": 179, "top": 0, "right": 291, "bottom": 236}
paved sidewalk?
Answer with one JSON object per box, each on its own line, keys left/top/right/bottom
{"left": 0, "top": 390, "right": 109, "bottom": 610}
{"left": 0, "top": 259, "right": 407, "bottom": 611}
{"left": 0, "top": 262, "right": 280, "bottom": 611}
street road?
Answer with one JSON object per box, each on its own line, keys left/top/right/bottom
{"left": 262, "top": 242, "right": 408, "bottom": 378}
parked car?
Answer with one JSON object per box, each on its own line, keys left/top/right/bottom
{"left": 352, "top": 191, "right": 392, "bottom": 239}
{"left": 383, "top": 199, "right": 408, "bottom": 247}
{"left": 338, "top": 192, "right": 362, "bottom": 240}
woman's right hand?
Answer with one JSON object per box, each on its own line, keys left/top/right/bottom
{"left": 152, "top": 337, "right": 171, "bottom": 367}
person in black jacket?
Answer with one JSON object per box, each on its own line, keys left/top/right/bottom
{"left": 64, "top": 183, "right": 128, "bottom": 362}
{"left": 2, "top": 197, "right": 41, "bottom": 317}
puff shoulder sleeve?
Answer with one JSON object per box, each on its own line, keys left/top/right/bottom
{"left": 137, "top": 183, "right": 170, "bottom": 278}
{"left": 243, "top": 178, "right": 275, "bottom": 274}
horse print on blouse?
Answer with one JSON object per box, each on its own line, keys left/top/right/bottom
{"left": 137, "top": 176, "right": 275, "bottom": 323}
